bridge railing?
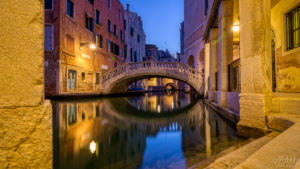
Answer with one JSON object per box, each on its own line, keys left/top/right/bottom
{"left": 101, "top": 61, "right": 203, "bottom": 84}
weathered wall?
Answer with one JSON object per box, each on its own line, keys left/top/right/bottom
{"left": 0, "top": 0, "right": 52, "bottom": 168}
{"left": 271, "top": 0, "right": 300, "bottom": 93}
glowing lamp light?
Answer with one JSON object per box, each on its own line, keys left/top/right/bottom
{"left": 80, "top": 43, "right": 96, "bottom": 50}
{"left": 89, "top": 141, "right": 97, "bottom": 153}
{"left": 89, "top": 44, "right": 96, "bottom": 50}
{"left": 157, "top": 105, "right": 161, "bottom": 113}
{"left": 232, "top": 25, "right": 240, "bottom": 32}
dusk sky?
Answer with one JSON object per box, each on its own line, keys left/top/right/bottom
{"left": 119, "top": 0, "right": 184, "bottom": 55}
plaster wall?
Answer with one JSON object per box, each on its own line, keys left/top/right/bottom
{"left": 0, "top": 0, "right": 52, "bottom": 168}
{"left": 271, "top": 0, "right": 300, "bottom": 93}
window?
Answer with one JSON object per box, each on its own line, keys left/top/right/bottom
{"left": 134, "top": 51, "right": 137, "bottom": 62}
{"left": 120, "top": 30, "right": 123, "bottom": 41}
{"left": 113, "top": 24, "right": 117, "bottom": 36}
{"left": 85, "top": 13, "right": 94, "bottom": 32}
{"left": 44, "top": 25, "right": 53, "bottom": 51}
{"left": 130, "top": 27, "right": 134, "bottom": 37}
{"left": 114, "top": 44, "right": 119, "bottom": 56}
{"left": 66, "top": 35, "right": 74, "bottom": 53}
{"left": 124, "top": 45, "right": 127, "bottom": 59}
{"left": 120, "top": 48, "right": 123, "bottom": 58}
{"left": 119, "top": 9, "right": 121, "bottom": 20}
{"left": 110, "top": 42, "right": 114, "bottom": 53}
{"left": 95, "top": 10, "right": 100, "bottom": 24}
{"left": 67, "top": 0, "right": 74, "bottom": 18}
{"left": 82, "top": 72, "right": 85, "bottom": 81}
{"left": 137, "top": 34, "right": 140, "bottom": 43}
{"left": 88, "top": 0, "right": 93, "bottom": 5}
{"left": 108, "top": 19, "right": 111, "bottom": 32}
{"left": 96, "top": 73, "right": 100, "bottom": 84}
{"left": 205, "top": 0, "right": 208, "bottom": 15}
{"left": 107, "top": 40, "right": 110, "bottom": 51}
{"left": 68, "top": 70, "right": 76, "bottom": 90}
{"left": 107, "top": 0, "right": 111, "bottom": 8}
{"left": 286, "top": 6, "right": 300, "bottom": 51}
{"left": 124, "top": 20, "right": 126, "bottom": 30}
{"left": 130, "top": 48, "right": 133, "bottom": 61}
{"left": 114, "top": 62, "right": 117, "bottom": 68}
{"left": 95, "top": 34, "right": 103, "bottom": 48}
{"left": 146, "top": 50, "right": 152, "bottom": 57}
{"left": 45, "top": 0, "right": 52, "bottom": 9}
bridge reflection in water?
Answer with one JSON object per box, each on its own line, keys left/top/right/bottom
{"left": 52, "top": 92, "right": 244, "bottom": 169}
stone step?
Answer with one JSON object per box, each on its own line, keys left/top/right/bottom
{"left": 203, "top": 132, "right": 279, "bottom": 169}
{"left": 234, "top": 123, "right": 300, "bottom": 169}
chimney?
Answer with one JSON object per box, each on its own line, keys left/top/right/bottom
{"left": 127, "top": 4, "right": 130, "bottom": 11}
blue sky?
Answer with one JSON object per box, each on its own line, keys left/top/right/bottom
{"left": 120, "top": 0, "right": 184, "bottom": 55}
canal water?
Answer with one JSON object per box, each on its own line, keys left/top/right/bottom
{"left": 52, "top": 91, "right": 245, "bottom": 169}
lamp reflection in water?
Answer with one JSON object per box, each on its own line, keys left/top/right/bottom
{"left": 90, "top": 141, "right": 97, "bottom": 155}
{"left": 157, "top": 105, "right": 161, "bottom": 113}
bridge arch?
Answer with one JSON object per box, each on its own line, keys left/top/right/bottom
{"left": 101, "top": 61, "right": 203, "bottom": 95}
{"left": 165, "top": 82, "right": 177, "bottom": 90}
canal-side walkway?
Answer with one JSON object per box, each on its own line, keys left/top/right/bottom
{"left": 202, "top": 114, "right": 300, "bottom": 169}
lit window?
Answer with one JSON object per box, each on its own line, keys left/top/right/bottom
{"left": 95, "top": 34, "right": 103, "bottom": 48}
{"left": 286, "top": 5, "right": 300, "bottom": 51}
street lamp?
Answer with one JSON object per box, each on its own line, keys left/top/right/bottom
{"left": 232, "top": 25, "right": 240, "bottom": 32}
{"left": 80, "top": 43, "right": 96, "bottom": 50}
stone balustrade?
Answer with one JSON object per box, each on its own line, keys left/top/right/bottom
{"left": 101, "top": 61, "right": 204, "bottom": 94}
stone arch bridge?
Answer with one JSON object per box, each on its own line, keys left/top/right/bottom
{"left": 100, "top": 61, "right": 204, "bottom": 95}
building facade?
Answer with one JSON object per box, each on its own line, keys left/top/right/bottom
{"left": 124, "top": 4, "right": 146, "bottom": 63}
{"left": 44, "top": 0, "right": 125, "bottom": 96}
{"left": 198, "top": 0, "right": 300, "bottom": 137}
{"left": 183, "top": 0, "right": 205, "bottom": 72}
{"left": 145, "top": 44, "right": 160, "bottom": 61}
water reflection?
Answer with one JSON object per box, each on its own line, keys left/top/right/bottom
{"left": 52, "top": 92, "right": 244, "bottom": 169}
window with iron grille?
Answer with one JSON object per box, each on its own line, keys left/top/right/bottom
{"left": 286, "top": 5, "right": 300, "bottom": 51}
{"left": 96, "top": 73, "right": 100, "bottom": 84}
{"left": 228, "top": 59, "right": 240, "bottom": 92}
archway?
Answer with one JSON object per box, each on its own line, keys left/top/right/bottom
{"left": 165, "top": 83, "right": 177, "bottom": 90}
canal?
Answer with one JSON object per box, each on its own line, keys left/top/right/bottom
{"left": 51, "top": 91, "right": 245, "bottom": 169}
